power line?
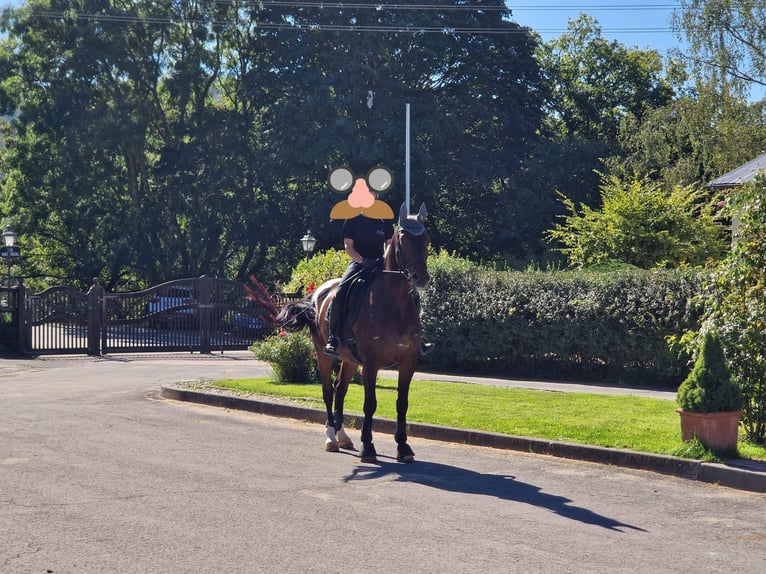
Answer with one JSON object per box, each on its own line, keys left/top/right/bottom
{"left": 23, "top": 2, "right": 680, "bottom": 36}
{"left": 508, "top": 3, "right": 678, "bottom": 10}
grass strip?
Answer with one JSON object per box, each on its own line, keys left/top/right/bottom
{"left": 213, "top": 377, "right": 766, "bottom": 461}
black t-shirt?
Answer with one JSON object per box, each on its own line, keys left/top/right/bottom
{"left": 342, "top": 215, "right": 394, "bottom": 260}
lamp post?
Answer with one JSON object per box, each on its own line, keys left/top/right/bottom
{"left": 300, "top": 230, "right": 317, "bottom": 260}
{"left": 1, "top": 228, "right": 20, "bottom": 287}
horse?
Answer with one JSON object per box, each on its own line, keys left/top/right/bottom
{"left": 276, "top": 203, "right": 430, "bottom": 463}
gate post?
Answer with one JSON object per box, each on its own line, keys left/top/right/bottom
{"left": 87, "top": 278, "right": 104, "bottom": 356}
{"left": 16, "top": 280, "right": 26, "bottom": 354}
{"left": 198, "top": 275, "right": 211, "bottom": 354}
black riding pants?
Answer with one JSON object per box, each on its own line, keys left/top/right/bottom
{"left": 328, "top": 261, "right": 365, "bottom": 338}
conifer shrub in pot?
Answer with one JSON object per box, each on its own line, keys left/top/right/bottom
{"left": 676, "top": 331, "right": 744, "bottom": 453}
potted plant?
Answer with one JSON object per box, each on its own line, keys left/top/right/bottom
{"left": 676, "top": 331, "right": 744, "bottom": 453}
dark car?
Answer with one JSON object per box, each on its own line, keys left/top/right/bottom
{"left": 147, "top": 286, "right": 197, "bottom": 328}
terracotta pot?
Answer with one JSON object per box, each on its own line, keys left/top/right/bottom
{"left": 677, "top": 408, "right": 742, "bottom": 452}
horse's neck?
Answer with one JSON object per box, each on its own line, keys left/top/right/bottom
{"left": 383, "top": 239, "right": 402, "bottom": 273}
{"left": 377, "top": 265, "right": 414, "bottom": 307}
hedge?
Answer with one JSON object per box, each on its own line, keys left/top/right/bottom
{"left": 419, "top": 266, "right": 704, "bottom": 387}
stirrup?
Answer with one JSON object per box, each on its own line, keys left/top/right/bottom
{"left": 323, "top": 336, "right": 341, "bottom": 357}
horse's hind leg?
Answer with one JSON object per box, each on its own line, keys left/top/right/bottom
{"left": 359, "top": 365, "right": 379, "bottom": 463}
{"left": 333, "top": 362, "right": 356, "bottom": 450}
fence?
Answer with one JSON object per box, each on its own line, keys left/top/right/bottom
{"left": 0, "top": 276, "right": 297, "bottom": 356}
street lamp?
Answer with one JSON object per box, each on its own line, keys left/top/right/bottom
{"left": 300, "top": 230, "right": 317, "bottom": 259}
{"left": 1, "top": 228, "right": 20, "bottom": 287}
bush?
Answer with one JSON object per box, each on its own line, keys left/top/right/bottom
{"left": 419, "top": 263, "right": 703, "bottom": 386}
{"left": 699, "top": 177, "right": 766, "bottom": 444}
{"left": 284, "top": 249, "right": 349, "bottom": 293}
{"left": 547, "top": 173, "right": 727, "bottom": 269}
{"left": 250, "top": 331, "right": 320, "bottom": 384}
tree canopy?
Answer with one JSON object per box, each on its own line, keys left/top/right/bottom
{"left": 0, "top": 0, "right": 547, "bottom": 288}
{"left": 1, "top": 2, "right": 766, "bottom": 288}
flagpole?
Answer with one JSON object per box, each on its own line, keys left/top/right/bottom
{"left": 405, "top": 103, "right": 411, "bottom": 216}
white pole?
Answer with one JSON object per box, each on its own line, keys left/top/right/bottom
{"left": 405, "top": 103, "right": 411, "bottom": 216}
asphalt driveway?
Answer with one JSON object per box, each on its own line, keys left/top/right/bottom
{"left": 2, "top": 353, "right": 765, "bottom": 573}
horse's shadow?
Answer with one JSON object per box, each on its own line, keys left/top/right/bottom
{"left": 343, "top": 458, "right": 645, "bottom": 532}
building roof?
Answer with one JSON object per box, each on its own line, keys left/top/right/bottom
{"left": 706, "top": 152, "right": 766, "bottom": 189}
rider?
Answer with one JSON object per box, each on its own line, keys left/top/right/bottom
{"left": 323, "top": 212, "right": 394, "bottom": 357}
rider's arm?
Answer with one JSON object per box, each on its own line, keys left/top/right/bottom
{"left": 344, "top": 238, "right": 365, "bottom": 264}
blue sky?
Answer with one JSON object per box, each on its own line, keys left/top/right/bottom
{"left": 510, "top": 1, "right": 766, "bottom": 101}
{"left": 508, "top": 1, "right": 684, "bottom": 53}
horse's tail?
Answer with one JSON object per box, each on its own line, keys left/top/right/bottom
{"left": 275, "top": 297, "right": 318, "bottom": 336}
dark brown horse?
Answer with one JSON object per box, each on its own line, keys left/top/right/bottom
{"left": 277, "top": 203, "right": 429, "bottom": 463}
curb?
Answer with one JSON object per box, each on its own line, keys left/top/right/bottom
{"left": 160, "top": 384, "right": 766, "bottom": 494}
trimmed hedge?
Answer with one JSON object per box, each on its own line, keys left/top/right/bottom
{"left": 419, "top": 266, "right": 704, "bottom": 387}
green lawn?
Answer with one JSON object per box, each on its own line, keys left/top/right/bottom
{"left": 213, "top": 377, "right": 766, "bottom": 462}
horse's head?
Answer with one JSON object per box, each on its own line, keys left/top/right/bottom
{"left": 388, "top": 202, "right": 430, "bottom": 289}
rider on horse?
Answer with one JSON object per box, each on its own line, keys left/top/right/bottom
{"left": 323, "top": 213, "right": 393, "bottom": 357}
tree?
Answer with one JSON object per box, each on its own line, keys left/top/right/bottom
{"left": 534, "top": 15, "right": 675, "bottom": 219}
{"left": 537, "top": 15, "right": 673, "bottom": 146}
{"left": 700, "top": 176, "right": 766, "bottom": 443}
{"left": 608, "top": 74, "right": 766, "bottom": 189}
{"left": 0, "top": 0, "right": 311, "bottom": 289}
{"left": 0, "top": 0, "right": 550, "bottom": 285}
{"left": 674, "top": 0, "right": 766, "bottom": 95}
{"left": 257, "top": 0, "right": 547, "bottom": 264}
{"left": 546, "top": 173, "right": 727, "bottom": 269}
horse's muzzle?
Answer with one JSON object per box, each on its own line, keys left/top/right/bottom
{"left": 411, "top": 271, "right": 430, "bottom": 289}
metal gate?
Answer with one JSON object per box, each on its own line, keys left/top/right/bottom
{"left": 25, "top": 285, "right": 93, "bottom": 354}
{"left": 100, "top": 277, "right": 271, "bottom": 354}
{"left": 17, "top": 277, "right": 275, "bottom": 355}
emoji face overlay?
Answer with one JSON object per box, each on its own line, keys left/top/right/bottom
{"left": 328, "top": 166, "right": 395, "bottom": 220}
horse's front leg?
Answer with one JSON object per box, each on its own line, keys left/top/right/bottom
{"left": 359, "top": 365, "right": 379, "bottom": 463}
{"left": 318, "top": 353, "right": 341, "bottom": 452}
{"left": 395, "top": 358, "right": 416, "bottom": 463}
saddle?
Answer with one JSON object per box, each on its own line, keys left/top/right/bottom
{"left": 333, "top": 266, "right": 380, "bottom": 362}
{"left": 341, "top": 266, "right": 379, "bottom": 334}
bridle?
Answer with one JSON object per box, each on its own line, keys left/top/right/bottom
{"left": 389, "top": 229, "right": 429, "bottom": 289}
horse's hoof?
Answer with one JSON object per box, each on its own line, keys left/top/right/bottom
{"left": 396, "top": 444, "right": 415, "bottom": 463}
{"left": 325, "top": 439, "right": 339, "bottom": 453}
{"left": 338, "top": 438, "right": 355, "bottom": 450}
{"left": 336, "top": 428, "right": 355, "bottom": 450}
{"left": 360, "top": 443, "right": 378, "bottom": 464}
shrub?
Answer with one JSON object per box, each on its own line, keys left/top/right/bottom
{"left": 419, "top": 265, "right": 703, "bottom": 386}
{"left": 676, "top": 332, "right": 743, "bottom": 413}
{"left": 547, "top": 173, "right": 727, "bottom": 269}
{"left": 250, "top": 331, "right": 320, "bottom": 384}
{"left": 699, "top": 177, "right": 766, "bottom": 444}
{"left": 284, "top": 249, "right": 349, "bottom": 293}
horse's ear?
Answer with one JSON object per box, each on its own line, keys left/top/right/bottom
{"left": 417, "top": 203, "right": 427, "bottom": 222}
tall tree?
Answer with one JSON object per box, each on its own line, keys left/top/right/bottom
{"left": 532, "top": 14, "right": 675, "bottom": 227}
{"left": 0, "top": 0, "right": 548, "bottom": 286}
{"left": 674, "top": 0, "right": 766, "bottom": 95}
{"left": 609, "top": 78, "right": 766, "bottom": 188}
{"left": 538, "top": 15, "right": 674, "bottom": 147}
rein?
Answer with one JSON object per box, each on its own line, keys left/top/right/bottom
{"left": 386, "top": 229, "right": 426, "bottom": 293}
